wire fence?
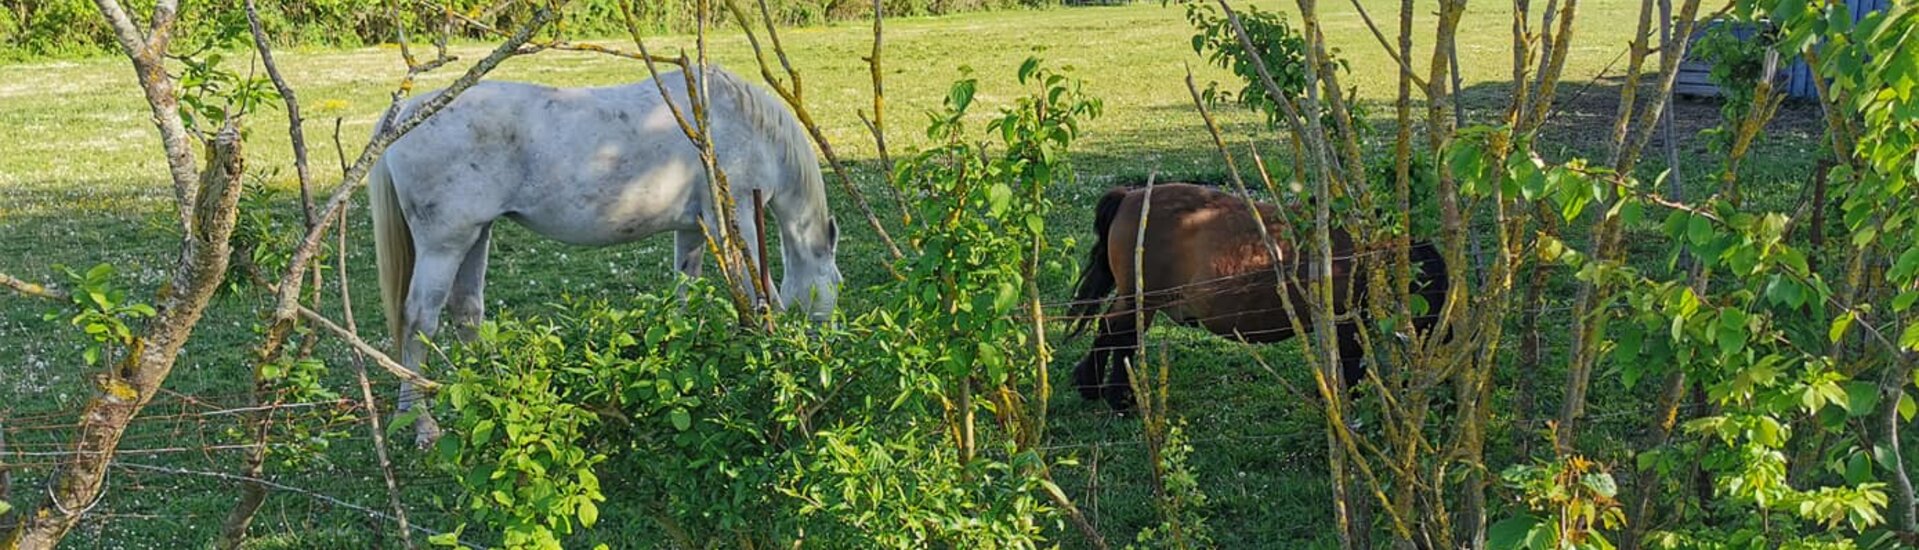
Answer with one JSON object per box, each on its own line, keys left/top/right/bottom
{"left": 0, "top": 289, "right": 1668, "bottom": 548}
{"left": 0, "top": 213, "right": 1620, "bottom": 546}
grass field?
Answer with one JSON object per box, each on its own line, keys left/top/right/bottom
{"left": 0, "top": 1, "right": 1834, "bottom": 547}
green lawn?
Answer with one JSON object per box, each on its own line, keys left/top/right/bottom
{"left": 0, "top": 1, "right": 1828, "bottom": 547}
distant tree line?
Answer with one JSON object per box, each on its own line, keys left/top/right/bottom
{"left": 0, "top": 0, "right": 1057, "bottom": 60}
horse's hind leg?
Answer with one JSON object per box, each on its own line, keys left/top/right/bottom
{"left": 396, "top": 227, "right": 486, "bottom": 448}
{"left": 448, "top": 223, "right": 493, "bottom": 342}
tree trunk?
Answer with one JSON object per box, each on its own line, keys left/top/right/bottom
{"left": 217, "top": 375, "right": 274, "bottom": 549}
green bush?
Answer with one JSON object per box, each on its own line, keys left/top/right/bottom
{"left": 430, "top": 57, "right": 1101, "bottom": 548}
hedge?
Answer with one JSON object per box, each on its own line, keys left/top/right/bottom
{"left": 0, "top": 0, "right": 1056, "bottom": 60}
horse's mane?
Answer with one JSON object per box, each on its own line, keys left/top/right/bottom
{"left": 699, "top": 66, "right": 825, "bottom": 207}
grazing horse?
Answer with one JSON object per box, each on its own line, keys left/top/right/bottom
{"left": 1065, "top": 183, "right": 1448, "bottom": 411}
{"left": 369, "top": 66, "right": 843, "bottom": 446}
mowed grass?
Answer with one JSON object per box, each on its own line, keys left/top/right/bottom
{"left": 0, "top": 1, "right": 1829, "bottom": 547}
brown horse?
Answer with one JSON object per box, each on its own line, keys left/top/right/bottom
{"left": 1066, "top": 183, "right": 1449, "bottom": 411}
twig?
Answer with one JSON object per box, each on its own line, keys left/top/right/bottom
{"left": 1342, "top": 0, "right": 1431, "bottom": 91}
{"left": 861, "top": 0, "right": 908, "bottom": 224}
{"left": 754, "top": 188, "right": 776, "bottom": 315}
{"left": 1185, "top": 65, "right": 1315, "bottom": 336}
{"left": 1039, "top": 474, "right": 1110, "bottom": 550}
{"left": 722, "top": 0, "right": 907, "bottom": 266}
{"left": 244, "top": 0, "right": 315, "bottom": 228}
{"left": 295, "top": 306, "right": 439, "bottom": 391}
{"left": 332, "top": 118, "right": 349, "bottom": 175}
{"left": 0, "top": 272, "right": 68, "bottom": 301}
{"left": 337, "top": 206, "right": 416, "bottom": 550}
{"left": 614, "top": 3, "right": 761, "bottom": 321}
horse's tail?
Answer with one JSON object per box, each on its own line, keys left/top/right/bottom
{"left": 1068, "top": 187, "right": 1130, "bottom": 337}
{"left": 369, "top": 155, "right": 415, "bottom": 351}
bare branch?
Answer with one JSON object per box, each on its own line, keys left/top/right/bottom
{"left": 1342, "top": 0, "right": 1432, "bottom": 91}
{"left": 337, "top": 206, "right": 417, "bottom": 550}
{"left": 1039, "top": 474, "right": 1109, "bottom": 550}
{"left": 91, "top": 0, "right": 202, "bottom": 233}
{"left": 861, "top": 0, "right": 909, "bottom": 224}
{"left": 722, "top": 0, "right": 906, "bottom": 265}
{"left": 0, "top": 272, "right": 69, "bottom": 301}
{"left": 88, "top": 0, "right": 149, "bottom": 56}
{"left": 617, "top": 2, "right": 762, "bottom": 321}
{"left": 9, "top": 119, "right": 248, "bottom": 546}
{"left": 296, "top": 306, "right": 440, "bottom": 391}
{"left": 245, "top": 0, "right": 317, "bottom": 227}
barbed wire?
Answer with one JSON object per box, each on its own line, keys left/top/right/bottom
{"left": 108, "top": 461, "right": 479, "bottom": 549}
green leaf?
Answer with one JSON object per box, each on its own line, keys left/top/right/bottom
{"left": 987, "top": 183, "right": 1013, "bottom": 216}
{"left": 1894, "top": 290, "right": 1919, "bottom": 313}
{"left": 1902, "top": 321, "right": 1919, "bottom": 351}
{"left": 1901, "top": 392, "right": 1916, "bottom": 422}
{"left": 1663, "top": 210, "right": 1690, "bottom": 239}
{"left": 473, "top": 419, "right": 497, "bottom": 444}
{"left": 992, "top": 281, "right": 1021, "bottom": 312}
{"left": 1830, "top": 311, "right": 1856, "bottom": 343}
{"left": 1846, "top": 381, "right": 1882, "bottom": 417}
{"left": 1615, "top": 325, "right": 1644, "bottom": 386}
{"left": 1581, "top": 472, "right": 1619, "bottom": 498}
{"left": 84, "top": 263, "right": 113, "bottom": 283}
{"left": 1488, "top": 515, "right": 1542, "bottom": 550}
{"left": 669, "top": 408, "right": 691, "bottom": 431}
{"left": 578, "top": 499, "right": 599, "bottom": 528}
{"left": 1687, "top": 214, "right": 1715, "bottom": 246}
{"left": 0, "top": 501, "right": 11, "bottom": 516}
{"left": 1018, "top": 57, "right": 1041, "bottom": 84}
{"left": 1766, "top": 276, "right": 1806, "bottom": 308}
{"left": 947, "top": 78, "right": 977, "bottom": 113}
{"left": 1845, "top": 451, "right": 1876, "bottom": 484}
{"left": 1892, "top": 247, "right": 1919, "bottom": 280}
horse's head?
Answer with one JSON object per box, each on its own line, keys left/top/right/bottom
{"left": 780, "top": 218, "right": 842, "bottom": 322}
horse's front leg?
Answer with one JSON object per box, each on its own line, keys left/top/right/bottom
{"left": 673, "top": 229, "right": 706, "bottom": 304}
{"left": 1099, "top": 301, "right": 1152, "bottom": 412}
{"left": 1075, "top": 298, "right": 1128, "bottom": 401}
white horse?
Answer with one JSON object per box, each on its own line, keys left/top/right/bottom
{"left": 369, "top": 66, "right": 843, "bottom": 446}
